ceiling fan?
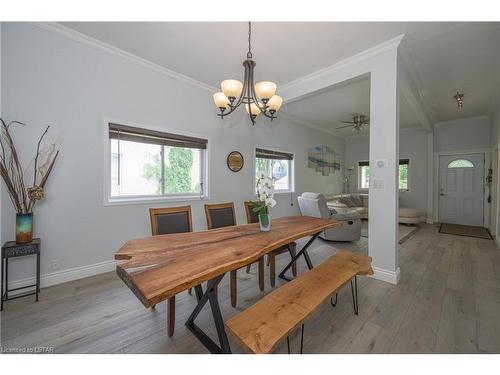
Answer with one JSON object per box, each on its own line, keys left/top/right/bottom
{"left": 336, "top": 115, "right": 369, "bottom": 132}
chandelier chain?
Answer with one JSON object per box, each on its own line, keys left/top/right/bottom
{"left": 247, "top": 21, "right": 252, "bottom": 59}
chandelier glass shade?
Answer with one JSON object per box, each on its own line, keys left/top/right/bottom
{"left": 213, "top": 22, "right": 282, "bottom": 125}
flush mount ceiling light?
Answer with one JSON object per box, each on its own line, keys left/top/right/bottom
{"left": 213, "top": 22, "right": 282, "bottom": 126}
{"left": 454, "top": 91, "right": 464, "bottom": 111}
{"left": 336, "top": 115, "right": 370, "bottom": 132}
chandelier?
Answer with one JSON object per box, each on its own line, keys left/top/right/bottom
{"left": 454, "top": 91, "right": 464, "bottom": 111}
{"left": 213, "top": 22, "right": 282, "bottom": 125}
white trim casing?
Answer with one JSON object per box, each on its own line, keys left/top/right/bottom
{"left": 434, "top": 149, "right": 490, "bottom": 228}
{"left": 102, "top": 117, "right": 211, "bottom": 206}
{"left": 7, "top": 260, "right": 116, "bottom": 295}
{"left": 370, "top": 266, "right": 401, "bottom": 285}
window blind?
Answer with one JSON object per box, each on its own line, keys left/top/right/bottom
{"left": 358, "top": 161, "right": 369, "bottom": 167}
{"left": 256, "top": 148, "right": 294, "bottom": 160}
{"left": 109, "top": 123, "right": 208, "bottom": 150}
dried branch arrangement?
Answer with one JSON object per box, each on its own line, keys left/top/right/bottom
{"left": 0, "top": 118, "right": 59, "bottom": 214}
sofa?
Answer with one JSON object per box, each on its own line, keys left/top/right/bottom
{"left": 325, "top": 193, "right": 421, "bottom": 225}
{"left": 325, "top": 193, "right": 368, "bottom": 219}
{"left": 297, "top": 192, "right": 361, "bottom": 242}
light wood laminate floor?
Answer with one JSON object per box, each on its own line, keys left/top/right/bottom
{"left": 1, "top": 224, "right": 500, "bottom": 353}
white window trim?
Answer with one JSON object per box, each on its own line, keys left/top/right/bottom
{"left": 253, "top": 146, "right": 295, "bottom": 195}
{"left": 103, "top": 117, "right": 210, "bottom": 206}
{"left": 357, "top": 159, "right": 411, "bottom": 192}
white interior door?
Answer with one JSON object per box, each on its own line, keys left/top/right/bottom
{"left": 439, "top": 153, "right": 484, "bottom": 226}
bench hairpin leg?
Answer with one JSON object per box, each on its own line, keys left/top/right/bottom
{"left": 330, "top": 293, "right": 338, "bottom": 307}
{"left": 350, "top": 276, "right": 359, "bottom": 315}
{"left": 287, "top": 324, "right": 305, "bottom": 354}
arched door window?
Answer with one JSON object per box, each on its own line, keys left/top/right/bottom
{"left": 448, "top": 159, "right": 474, "bottom": 168}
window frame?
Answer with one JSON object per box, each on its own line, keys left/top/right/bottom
{"left": 357, "top": 159, "right": 411, "bottom": 192}
{"left": 103, "top": 119, "right": 210, "bottom": 206}
{"left": 253, "top": 146, "right": 295, "bottom": 195}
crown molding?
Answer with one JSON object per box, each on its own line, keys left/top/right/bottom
{"left": 398, "top": 38, "right": 435, "bottom": 128}
{"left": 33, "top": 22, "right": 218, "bottom": 93}
{"left": 279, "top": 34, "right": 405, "bottom": 100}
{"left": 433, "top": 114, "right": 490, "bottom": 127}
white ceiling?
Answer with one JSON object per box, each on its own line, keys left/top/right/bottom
{"left": 281, "top": 76, "right": 420, "bottom": 137}
{"left": 60, "top": 22, "right": 500, "bottom": 126}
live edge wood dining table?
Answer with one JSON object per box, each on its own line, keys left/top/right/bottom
{"left": 114, "top": 215, "right": 340, "bottom": 354}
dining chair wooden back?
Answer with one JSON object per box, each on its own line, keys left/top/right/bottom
{"left": 205, "top": 201, "right": 264, "bottom": 308}
{"left": 149, "top": 205, "right": 193, "bottom": 337}
{"left": 244, "top": 201, "right": 260, "bottom": 224}
{"left": 204, "top": 202, "right": 236, "bottom": 229}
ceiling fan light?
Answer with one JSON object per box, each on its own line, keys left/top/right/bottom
{"left": 221, "top": 80, "right": 243, "bottom": 99}
{"left": 245, "top": 102, "right": 261, "bottom": 116}
{"left": 213, "top": 92, "right": 230, "bottom": 109}
{"left": 255, "top": 81, "right": 277, "bottom": 100}
{"left": 267, "top": 95, "right": 283, "bottom": 111}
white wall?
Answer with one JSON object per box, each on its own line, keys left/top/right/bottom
{"left": 434, "top": 115, "right": 490, "bottom": 152}
{"left": 0, "top": 23, "right": 345, "bottom": 286}
{"left": 344, "top": 128, "right": 429, "bottom": 218}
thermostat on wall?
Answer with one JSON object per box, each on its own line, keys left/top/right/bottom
{"left": 376, "top": 159, "right": 388, "bottom": 168}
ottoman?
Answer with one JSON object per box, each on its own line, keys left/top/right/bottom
{"left": 399, "top": 207, "right": 420, "bottom": 225}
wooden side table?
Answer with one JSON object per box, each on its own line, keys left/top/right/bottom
{"left": 1, "top": 238, "right": 40, "bottom": 311}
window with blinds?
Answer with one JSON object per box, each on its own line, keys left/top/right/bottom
{"left": 255, "top": 148, "right": 294, "bottom": 192}
{"left": 107, "top": 123, "right": 208, "bottom": 202}
{"left": 357, "top": 159, "right": 410, "bottom": 191}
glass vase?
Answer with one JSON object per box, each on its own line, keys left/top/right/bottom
{"left": 259, "top": 214, "right": 272, "bottom": 232}
{"left": 16, "top": 213, "right": 34, "bottom": 244}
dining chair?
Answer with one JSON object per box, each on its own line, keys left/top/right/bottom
{"left": 149, "top": 206, "right": 193, "bottom": 337}
{"left": 204, "top": 202, "right": 264, "bottom": 307}
{"left": 243, "top": 201, "right": 297, "bottom": 287}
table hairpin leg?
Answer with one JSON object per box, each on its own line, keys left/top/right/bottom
{"left": 350, "top": 276, "right": 359, "bottom": 315}
{"left": 278, "top": 232, "right": 320, "bottom": 282}
{"left": 185, "top": 274, "right": 232, "bottom": 354}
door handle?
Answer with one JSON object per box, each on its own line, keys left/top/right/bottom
{"left": 440, "top": 193, "right": 446, "bottom": 196}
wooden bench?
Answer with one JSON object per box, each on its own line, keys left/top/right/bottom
{"left": 225, "top": 250, "right": 373, "bottom": 354}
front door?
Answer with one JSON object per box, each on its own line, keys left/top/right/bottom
{"left": 439, "top": 153, "right": 485, "bottom": 226}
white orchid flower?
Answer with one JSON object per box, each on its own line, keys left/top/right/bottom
{"left": 265, "top": 197, "right": 277, "bottom": 208}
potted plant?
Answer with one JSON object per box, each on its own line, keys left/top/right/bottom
{"left": 0, "top": 119, "right": 59, "bottom": 243}
{"left": 252, "top": 173, "right": 277, "bottom": 231}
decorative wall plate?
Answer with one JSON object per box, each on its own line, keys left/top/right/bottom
{"left": 227, "top": 151, "right": 244, "bottom": 172}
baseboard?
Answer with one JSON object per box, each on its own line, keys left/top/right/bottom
{"left": 370, "top": 266, "right": 401, "bottom": 285}
{"left": 7, "top": 260, "right": 116, "bottom": 295}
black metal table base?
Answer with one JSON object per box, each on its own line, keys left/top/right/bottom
{"left": 185, "top": 274, "right": 232, "bottom": 354}
{"left": 278, "top": 232, "right": 320, "bottom": 282}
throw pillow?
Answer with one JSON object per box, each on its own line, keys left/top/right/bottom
{"left": 338, "top": 196, "right": 355, "bottom": 207}
{"left": 350, "top": 195, "right": 363, "bottom": 207}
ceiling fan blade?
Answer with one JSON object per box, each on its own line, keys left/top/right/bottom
{"left": 336, "top": 125, "right": 353, "bottom": 129}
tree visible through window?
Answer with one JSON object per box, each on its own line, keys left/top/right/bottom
{"left": 255, "top": 148, "right": 293, "bottom": 192}
{"left": 108, "top": 123, "right": 207, "bottom": 200}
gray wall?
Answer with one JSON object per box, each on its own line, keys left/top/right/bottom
{"left": 1, "top": 23, "right": 345, "bottom": 284}
{"left": 434, "top": 115, "right": 490, "bottom": 152}
{"left": 344, "top": 128, "right": 429, "bottom": 218}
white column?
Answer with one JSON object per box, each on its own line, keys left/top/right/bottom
{"left": 368, "top": 48, "right": 400, "bottom": 284}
